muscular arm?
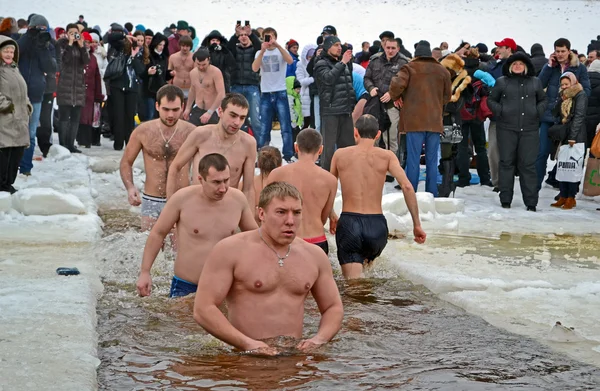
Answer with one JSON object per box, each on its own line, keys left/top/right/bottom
{"left": 166, "top": 131, "right": 200, "bottom": 198}
{"left": 388, "top": 152, "right": 421, "bottom": 229}
{"left": 194, "top": 241, "right": 261, "bottom": 350}
{"left": 241, "top": 139, "right": 258, "bottom": 207}
{"left": 119, "top": 129, "right": 142, "bottom": 192}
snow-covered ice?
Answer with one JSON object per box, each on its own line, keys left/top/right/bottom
{"left": 11, "top": 188, "right": 86, "bottom": 216}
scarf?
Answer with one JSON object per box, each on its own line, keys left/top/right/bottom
{"left": 560, "top": 83, "right": 583, "bottom": 123}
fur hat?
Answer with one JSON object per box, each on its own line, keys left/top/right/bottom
{"left": 441, "top": 54, "right": 471, "bottom": 102}
{"left": 414, "top": 40, "right": 432, "bottom": 57}
{"left": 589, "top": 59, "right": 600, "bottom": 73}
{"left": 323, "top": 36, "right": 341, "bottom": 52}
{"left": 441, "top": 53, "right": 465, "bottom": 73}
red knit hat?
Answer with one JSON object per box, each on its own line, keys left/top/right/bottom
{"left": 82, "top": 32, "right": 93, "bottom": 42}
{"left": 287, "top": 39, "right": 299, "bottom": 49}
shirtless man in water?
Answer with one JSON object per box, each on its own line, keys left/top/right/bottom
{"left": 167, "top": 93, "right": 257, "bottom": 208}
{"left": 266, "top": 129, "right": 337, "bottom": 254}
{"left": 183, "top": 48, "right": 226, "bottom": 126}
{"left": 137, "top": 153, "right": 258, "bottom": 298}
{"left": 194, "top": 182, "right": 343, "bottom": 354}
{"left": 120, "top": 85, "right": 196, "bottom": 230}
{"left": 168, "top": 36, "right": 194, "bottom": 100}
{"left": 331, "top": 114, "right": 427, "bottom": 279}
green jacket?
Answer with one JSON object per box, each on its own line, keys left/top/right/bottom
{"left": 286, "top": 76, "right": 303, "bottom": 128}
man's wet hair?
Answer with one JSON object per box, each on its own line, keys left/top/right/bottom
{"left": 193, "top": 47, "right": 210, "bottom": 62}
{"left": 156, "top": 85, "right": 184, "bottom": 106}
{"left": 179, "top": 35, "right": 193, "bottom": 48}
{"left": 220, "top": 93, "right": 249, "bottom": 111}
{"left": 198, "top": 153, "right": 230, "bottom": 179}
{"left": 258, "top": 146, "right": 282, "bottom": 176}
{"left": 355, "top": 114, "right": 380, "bottom": 139}
{"left": 296, "top": 128, "right": 322, "bottom": 154}
{"left": 259, "top": 182, "right": 303, "bottom": 210}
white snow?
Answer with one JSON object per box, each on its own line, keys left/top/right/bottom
{"left": 46, "top": 144, "right": 71, "bottom": 161}
{"left": 11, "top": 188, "right": 86, "bottom": 216}
{"left": 0, "top": 192, "right": 11, "bottom": 213}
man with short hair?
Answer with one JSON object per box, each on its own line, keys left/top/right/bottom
{"left": 193, "top": 181, "right": 343, "bottom": 354}
{"left": 266, "top": 128, "right": 337, "bottom": 254}
{"left": 120, "top": 85, "right": 196, "bottom": 231}
{"left": 167, "top": 93, "right": 257, "bottom": 208}
{"left": 182, "top": 49, "right": 226, "bottom": 126}
{"left": 432, "top": 47, "right": 442, "bottom": 61}
{"left": 331, "top": 115, "right": 426, "bottom": 279}
{"left": 389, "top": 40, "right": 451, "bottom": 196}
{"left": 537, "top": 37, "right": 591, "bottom": 190}
{"left": 228, "top": 22, "right": 262, "bottom": 135}
{"left": 167, "top": 20, "right": 190, "bottom": 55}
{"left": 314, "top": 35, "right": 356, "bottom": 171}
{"left": 587, "top": 50, "right": 598, "bottom": 66}
{"left": 77, "top": 15, "right": 87, "bottom": 28}
{"left": 17, "top": 14, "right": 55, "bottom": 176}
{"left": 168, "top": 36, "right": 194, "bottom": 100}
{"left": 137, "top": 153, "right": 258, "bottom": 298}
{"left": 252, "top": 27, "right": 294, "bottom": 162}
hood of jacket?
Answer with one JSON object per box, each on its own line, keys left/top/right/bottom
{"left": 201, "top": 30, "right": 227, "bottom": 47}
{"left": 300, "top": 44, "right": 317, "bottom": 67}
{"left": 0, "top": 35, "right": 19, "bottom": 64}
{"left": 149, "top": 33, "right": 169, "bottom": 56}
{"left": 530, "top": 43, "right": 545, "bottom": 57}
{"left": 502, "top": 52, "right": 536, "bottom": 77}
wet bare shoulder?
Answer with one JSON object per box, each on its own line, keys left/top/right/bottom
{"left": 189, "top": 126, "right": 212, "bottom": 144}
{"left": 179, "top": 121, "right": 197, "bottom": 137}
{"left": 240, "top": 131, "right": 257, "bottom": 151}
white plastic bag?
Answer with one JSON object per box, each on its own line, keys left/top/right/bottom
{"left": 556, "top": 143, "right": 585, "bottom": 183}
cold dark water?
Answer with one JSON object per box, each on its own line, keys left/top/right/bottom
{"left": 96, "top": 211, "right": 600, "bottom": 390}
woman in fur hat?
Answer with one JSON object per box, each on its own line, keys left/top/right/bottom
{"left": 488, "top": 52, "right": 546, "bottom": 211}
{"left": 550, "top": 72, "right": 588, "bottom": 209}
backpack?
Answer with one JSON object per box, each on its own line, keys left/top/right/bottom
{"left": 460, "top": 80, "right": 493, "bottom": 122}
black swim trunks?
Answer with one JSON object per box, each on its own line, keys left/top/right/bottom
{"left": 335, "top": 212, "right": 388, "bottom": 265}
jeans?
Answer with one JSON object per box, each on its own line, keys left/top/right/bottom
{"left": 20, "top": 102, "right": 42, "bottom": 174}
{"left": 314, "top": 96, "right": 321, "bottom": 131}
{"left": 457, "top": 120, "right": 491, "bottom": 185}
{"left": 536, "top": 121, "right": 554, "bottom": 189}
{"left": 231, "top": 84, "right": 261, "bottom": 136}
{"left": 259, "top": 90, "right": 294, "bottom": 160}
{"left": 146, "top": 97, "right": 156, "bottom": 121}
{"left": 406, "top": 131, "right": 440, "bottom": 196}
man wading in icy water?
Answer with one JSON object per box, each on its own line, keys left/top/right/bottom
{"left": 137, "top": 153, "right": 257, "bottom": 297}
{"left": 119, "top": 85, "right": 196, "bottom": 230}
{"left": 331, "top": 114, "right": 427, "bottom": 279}
{"left": 194, "top": 182, "right": 343, "bottom": 354}
{"left": 166, "top": 93, "right": 256, "bottom": 208}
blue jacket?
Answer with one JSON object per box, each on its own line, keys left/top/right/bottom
{"left": 487, "top": 58, "right": 507, "bottom": 80}
{"left": 538, "top": 53, "right": 591, "bottom": 123}
{"left": 286, "top": 52, "right": 299, "bottom": 78}
{"left": 17, "top": 31, "right": 55, "bottom": 103}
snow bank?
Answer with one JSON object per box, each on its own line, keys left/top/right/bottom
{"left": 0, "top": 192, "right": 11, "bottom": 213}
{"left": 11, "top": 188, "right": 86, "bottom": 216}
{"left": 46, "top": 144, "right": 71, "bottom": 161}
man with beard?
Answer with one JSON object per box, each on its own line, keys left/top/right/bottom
{"left": 119, "top": 85, "right": 196, "bottom": 231}
{"left": 137, "top": 153, "right": 258, "bottom": 298}
{"left": 166, "top": 93, "right": 257, "bottom": 209}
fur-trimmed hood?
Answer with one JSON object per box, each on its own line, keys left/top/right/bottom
{"left": 441, "top": 54, "right": 471, "bottom": 102}
{"left": 300, "top": 44, "right": 317, "bottom": 66}
{"left": 201, "top": 30, "right": 228, "bottom": 47}
{"left": 502, "top": 52, "right": 536, "bottom": 77}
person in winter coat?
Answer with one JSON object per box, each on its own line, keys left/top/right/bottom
{"left": 0, "top": 36, "right": 32, "bottom": 193}
{"left": 585, "top": 59, "right": 600, "bottom": 156}
{"left": 295, "top": 44, "right": 316, "bottom": 129}
{"left": 550, "top": 72, "right": 588, "bottom": 209}
{"left": 77, "top": 32, "right": 103, "bottom": 148}
{"left": 56, "top": 24, "right": 90, "bottom": 152}
{"left": 201, "top": 30, "right": 236, "bottom": 92}
{"left": 313, "top": 36, "right": 356, "bottom": 171}
{"left": 167, "top": 20, "right": 190, "bottom": 55}
{"left": 286, "top": 76, "right": 303, "bottom": 141}
{"left": 36, "top": 38, "right": 57, "bottom": 157}
{"left": 536, "top": 38, "right": 591, "bottom": 190}
{"left": 141, "top": 33, "right": 170, "bottom": 120}
{"left": 488, "top": 52, "right": 546, "bottom": 211}
{"left": 286, "top": 39, "right": 299, "bottom": 78}
{"left": 105, "top": 34, "right": 145, "bottom": 150}
{"left": 529, "top": 43, "right": 547, "bottom": 76}
{"left": 0, "top": 18, "right": 18, "bottom": 39}
{"left": 17, "top": 14, "right": 55, "bottom": 175}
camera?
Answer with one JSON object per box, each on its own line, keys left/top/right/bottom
{"left": 74, "top": 33, "right": 81, "bottom": 40}
{"left": 131, "top": 39, "right": 138, "bottom": 49}
{"left": 155, "top": 65, "right": 163, "bottom": 75}
{"left": 265, "top": 35, "right": 271, "bottom": 42}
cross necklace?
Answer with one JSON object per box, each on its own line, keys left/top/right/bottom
{"left": 258, "top": 228, "right": 291, "bottom": 267}
{"left": 159, "top": 124, "right": 179, "bottom": 148}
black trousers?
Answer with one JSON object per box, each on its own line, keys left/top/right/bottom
{"left": 77, "top": 124, "right": 93, "bottom": 147}
{"left": 109, "top": 89, "right": 138, "bottom": 150}
{"left": 320, "top": 114, "right": 355, "bottom": 171}
{"left": 189, "top": 106, "right": 219, "bottom": 127}
{"left": 37, "top": 93, "right": 54, "bottom": 157}
{"left": 58, "top": 105, "right": 82, "bottom": 150}
{"left": 497, "top": 129, "right": 540, "bottom": 207}
{"left": 0, "top": 147, "right": 25, "bottom": 192}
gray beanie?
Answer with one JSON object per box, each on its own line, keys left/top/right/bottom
{"left": 29, "top": 14, "right": 49, "bottom": 29}
{"left": 414, "top": 40, "right": 432, "bottom": 57}
{"left": 323, "top": 36, "right": 341, "bottom": 52}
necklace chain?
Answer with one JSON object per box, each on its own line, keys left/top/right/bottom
{"left": 159, "top": 124, "right": 179, "bottom": 148}
{"left": 216, "top": 130, "right": 239, "bottom": 154}
{"left": 258, "top": 228, "right": 291, "bottom": 267}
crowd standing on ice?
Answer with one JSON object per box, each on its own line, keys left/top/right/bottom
{"left": 1, "top": 13, "right": 600, "bottom": 209}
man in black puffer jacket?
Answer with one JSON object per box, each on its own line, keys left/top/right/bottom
{"left": 201, "top": 30, "right": 236, "bottom": 92}
{"left": 314, "top": 36, "right": 355, "bottom": 171}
